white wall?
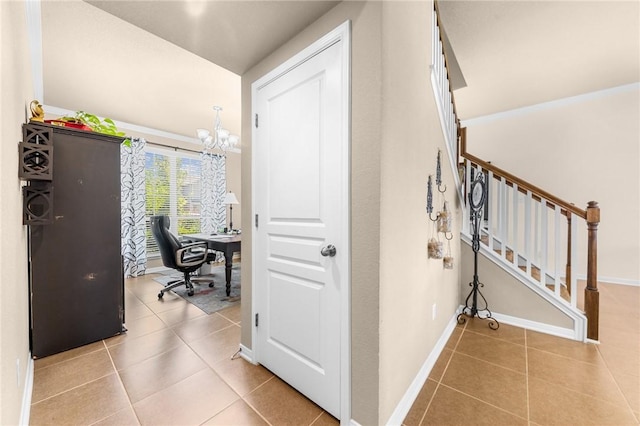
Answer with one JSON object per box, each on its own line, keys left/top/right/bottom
{"left": 465, "top": 85, "right": 640, "bottom": 284}
{"left": 0, "top": 1, "right": 34, "bottom": 424}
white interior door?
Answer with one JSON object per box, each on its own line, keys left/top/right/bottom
{"left": 252, "top": 23, "right": 350, "bottom": 420}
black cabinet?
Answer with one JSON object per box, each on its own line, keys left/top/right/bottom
{"left": 25, "top": 123, "right": 124, "bottom": 358}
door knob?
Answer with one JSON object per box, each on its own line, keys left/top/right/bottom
{"left": 321, "top": 244, "right": 337, "bottom": 257}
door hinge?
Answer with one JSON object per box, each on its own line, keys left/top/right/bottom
{"left": 255, "top": 114, "right": 259, "bottom": 128}
{"left": 255, "top": 213, "right": 259, "bottom": 228}
{"left": 255, "top": 313, "right": 259, "bottom": 327}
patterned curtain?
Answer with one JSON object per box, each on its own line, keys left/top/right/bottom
{"left": 201, "top": 153, "right": 227, "bottom": 234}
{"left": 121, "top": 137, "right": 147, "bottom": 277}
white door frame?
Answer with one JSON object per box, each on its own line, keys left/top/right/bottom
{"left": 251, "top": 21, "right": 351, "bottom": 423}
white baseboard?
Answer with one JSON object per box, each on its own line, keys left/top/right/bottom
{"left": 385, "top": 313, "right": 459, "bottom": 426}
{"left": 575, "top": 274, "right": 640, "bottom": 287}
{"left": 19, "top": 355, "right": 34, "bottom": 426}
{"left": 238, "top": 344, "right": 256, "bottom": 365}
{"left": 488, "top": 310, "right": 577, "bottom": 340}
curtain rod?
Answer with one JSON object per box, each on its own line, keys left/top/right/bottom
{"left": 144, "top": 139, "right": 223, "bottom": 157}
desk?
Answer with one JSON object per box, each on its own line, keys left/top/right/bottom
{"left": 185, "top": 233, "right": 241, "bottom": 296}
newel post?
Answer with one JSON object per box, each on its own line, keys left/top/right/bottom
{"left": 585, "top": 201, "right": 600, "bottom": 341}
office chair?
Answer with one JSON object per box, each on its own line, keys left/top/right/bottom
{"left": 150, "top": 215, "right": 214, "bottom": 299}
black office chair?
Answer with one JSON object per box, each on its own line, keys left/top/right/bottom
{"left": 150, "top": 215, "right": 214, "bottom": 299}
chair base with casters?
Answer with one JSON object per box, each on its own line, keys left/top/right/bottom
{"left": 151, "top": 215, "right": 215, "bottom": 299}
{"left": 158, "top": 270, "right": 215, "bottom": 299}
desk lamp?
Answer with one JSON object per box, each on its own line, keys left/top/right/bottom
{"left": 224, "top": 191, "right": 239, "bottom": 232}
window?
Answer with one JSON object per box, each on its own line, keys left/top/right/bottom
{"left": 145, "top": 146, "right": 203, "bottom": 256}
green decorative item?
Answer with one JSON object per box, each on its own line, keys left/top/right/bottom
{"left": 58, "top": 111, "right": 130, "bottom": 147}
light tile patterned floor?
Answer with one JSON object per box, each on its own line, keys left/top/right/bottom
{"left": 29, "top": 276, "right": 639, "bottom": 425}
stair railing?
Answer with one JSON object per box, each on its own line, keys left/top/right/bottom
{"left": 460, "top": 130, "right": 601, "bottom": 340}
{"left": 431, "top": 0, "right": 461, "bottom": 197}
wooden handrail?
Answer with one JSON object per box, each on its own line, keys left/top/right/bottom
{"left": 460, "top": 128, "right": 586, "bottom": 219}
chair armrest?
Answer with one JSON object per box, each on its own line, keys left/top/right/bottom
{"left": 175, "top": 242, "right": 208, "bottom": 267}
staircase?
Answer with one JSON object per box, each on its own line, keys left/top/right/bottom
{"left": 431, "top": 1, "right": 600, "bottom": 341}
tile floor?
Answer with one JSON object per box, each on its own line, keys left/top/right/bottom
{"left": 29, "top": 276, "right": 639, "bottom": 426}
{"left": 29, "top": 273, "right": 338, "bottom": 426}
{"left": 404, "top": 281, "right": 640, "bottom": 425}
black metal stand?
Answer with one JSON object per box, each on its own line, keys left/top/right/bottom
{"left": 457, "top": 173, "right": 499, "bottom": 330}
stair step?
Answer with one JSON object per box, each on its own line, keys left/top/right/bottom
{"left": 479, "top": 234, "right": 571, "bottom": 303}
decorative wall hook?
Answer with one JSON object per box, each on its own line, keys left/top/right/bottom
{"left": 427, "top": 175, "right": 439, "bottom": 222}
{"left": 436, "top": 149, "right": 447, "bottom": 193}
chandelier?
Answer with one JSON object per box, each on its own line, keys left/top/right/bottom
{"left": 196, "top": 106, "right": 239, "bottom": 154}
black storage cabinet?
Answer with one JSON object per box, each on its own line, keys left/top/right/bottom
{"left": 27, "top": 123, "right": 124, "bottom": 358}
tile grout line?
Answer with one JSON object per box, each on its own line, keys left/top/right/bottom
{"left": 417, "top": 322, "right": 468, "bottom": 425}
{"left": 438, "top": 382, "right": 529, "bottom": 423}
{"left": 594, "top": 343, "right": 639, "bottom": 419}
{"left": 241, "top": 378, "right": 276, "bottom": 426}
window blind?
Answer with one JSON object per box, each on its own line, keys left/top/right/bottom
{"left": 145, "top": 146, "right": 203, "bottom": 256}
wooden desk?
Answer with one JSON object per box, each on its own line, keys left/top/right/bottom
{"left": 185, "top": 233, "right": 241, "bottom": 296}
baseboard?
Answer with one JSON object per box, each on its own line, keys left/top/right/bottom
{"left": 488, "top": 310, "right": 577, "bottom": 340}
{"left": 238, "top": 344, "right": 256, "bottom": 365}
{"left": 385, "top": 312, "right": 459, "bottom": 426}
{"left": 575, "top": 274, "right": 640, "bottom": 287}
{"left": 19, "top": 355, "right": 34, "bottom": 426}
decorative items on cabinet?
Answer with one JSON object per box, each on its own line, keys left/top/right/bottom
{"left": 426, "top": 149, "right": 454, "bottom": 267}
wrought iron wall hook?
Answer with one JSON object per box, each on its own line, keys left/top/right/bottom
{"left": 426, "top": 175, "right": 438, "bottom": 221}
{"left": 444, "top": 231, "right": 454, "bottom": 240}
{"left": 436, "top": 149, "right": 447, "bottom": 193}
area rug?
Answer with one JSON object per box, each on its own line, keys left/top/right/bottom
{"left": 153, "top": 264, "right": 240, "bottom": 315}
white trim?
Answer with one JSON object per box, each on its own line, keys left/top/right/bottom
{"left": 19, "top": 356, "right": 34, "bottom": 426}
{"left": 25, "top": 0, "right": 43, "bottom": 102}
{"left": 238, "top": 344, "right": 256, "bottom": 364}
{"left": 489, "top": 310, "right": 576, "bottom": 341}
{"left": 575, "top": 274, "right": 640, "bottom": 287}
{"left": 385, "top": 313, "right": 459, "bottom": 426}
{"left": 460, "top": 234, "right": 587, "bottom": 341}
{"left": 462, "top": 82, "right": 640, "bottom": 127}
{"left": 251, "top": 20, "right": 351, "bottom": 424}
{"left": 42, "top": 105, "right": 241, "bottom": 153}
{"left": 349, "top": 420, "right": 363, "bottom": 426}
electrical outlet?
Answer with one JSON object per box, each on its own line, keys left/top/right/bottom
{"left": 432, "top": 303, "right": 437, "bottom": 320}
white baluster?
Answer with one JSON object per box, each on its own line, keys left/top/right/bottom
{"left": 487, "top": 170, "right": 494, "bottom": 251}
{"left": 540, "top": 198, "right": 548, "bottom": 286}
{"left": 512, "top": 183, "right": 519, "bottom": 267}
{"left": 570, "top": 213, "right": 578, "bottom": 308}
{"left": 554, "top": 206, "right": 562, "bottom": 298}
{"left": 524, "top": 190, "right": 532, "bottom": 275}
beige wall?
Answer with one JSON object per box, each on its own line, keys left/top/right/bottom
{"left": 0, "top": 1, "right": 33, "bottom": 424}
{"left": 460, "top": 242, "right": 574, "bottom": 329}
{"left": 378, "top": 2, "right": 462, "bottom": 422}
{"left": 242, "top": 1, "right": 462, "bottom": 423}
{"left": 242, "top": 2, "right": 382, "bottom": 424}
{"left": 465, "top": 86, "right": 640, "bottom": 283}
{"left": 41, "top": 0, "right": 243, "bottom": 229}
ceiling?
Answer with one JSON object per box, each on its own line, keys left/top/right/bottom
{"left": 87, "top": 0, "right": 340, "bottom": 75}
{"left": 42, "top": 1, "right": 639, "bottom": 140}
{"left": 437, "top": 0, "right": 640, "bottom": 120}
